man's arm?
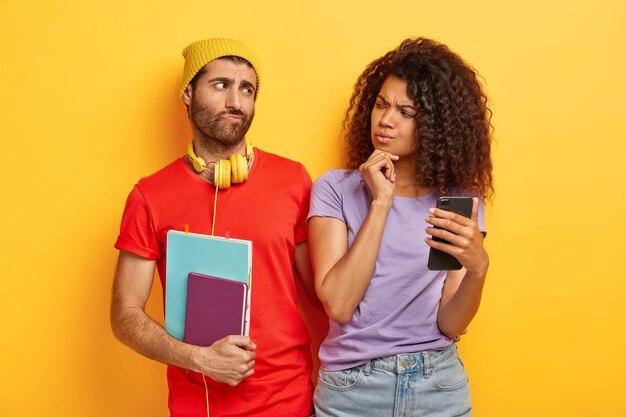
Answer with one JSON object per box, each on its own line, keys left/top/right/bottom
{"left": 110, "top": 250, "right": 256, "bottom": 386}
{"left": 294, "top": 242, "right": 324, "bottom": 312}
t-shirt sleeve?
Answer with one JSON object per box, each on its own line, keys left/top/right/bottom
{"left": 114, "top": 186, "right": 161, "bottom": 260}
{"left": 294, "top": 164, "right": 313, "bottom": 245}
{"left": 308, "top": 170, "right": 344, "bottom": 223}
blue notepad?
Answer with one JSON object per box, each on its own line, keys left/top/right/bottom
{"left": 165, "top": 230, "right": 252, "bottom": 341}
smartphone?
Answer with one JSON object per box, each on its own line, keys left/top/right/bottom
{"left": 427, "top": 196, "right": 473, "bottom": 270}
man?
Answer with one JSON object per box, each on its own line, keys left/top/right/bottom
{"left": 111, "top": 38, "right": 316, "bottom": 417}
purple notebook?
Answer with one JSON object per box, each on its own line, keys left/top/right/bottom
{"left": 183, "top": 272, "right": 248, "bottom": 347}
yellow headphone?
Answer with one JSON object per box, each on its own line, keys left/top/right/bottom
{"left": 187, "top": 141, "right": 253, "bottom": 189}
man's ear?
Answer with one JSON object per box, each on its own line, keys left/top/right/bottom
{"left": 182, "top": 85, "right": 193, "bottom": 106}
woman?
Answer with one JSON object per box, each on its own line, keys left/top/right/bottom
{"left": 308, "top": 37, "right": 494, "bottom": 416}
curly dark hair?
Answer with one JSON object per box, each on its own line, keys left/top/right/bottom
{"left": 344, "top": 37, "right": 494, "bottom": 200}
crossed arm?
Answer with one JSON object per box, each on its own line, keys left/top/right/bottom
{"left": 309, "top": 201, "right": 488, "bottom": 337}
{"left": 308, "top": 150, "right": 489, "bottom": 336}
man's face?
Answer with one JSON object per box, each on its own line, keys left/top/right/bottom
{"left": 184, "top": 58, "right": 257, "bottom": 149}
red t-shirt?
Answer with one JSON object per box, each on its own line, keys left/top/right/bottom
{"left": 115, "top": 149, "right": 314, "bottom": 417}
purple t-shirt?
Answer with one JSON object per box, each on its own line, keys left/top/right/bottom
{"left": 308, "top": 169, "right": 485, "bottom": 371}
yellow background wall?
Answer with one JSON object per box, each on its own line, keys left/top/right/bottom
{"left": 1, "top": 1, "right": 624, "bottom": 416}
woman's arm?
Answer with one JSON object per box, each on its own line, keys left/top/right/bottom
{"left": 426, "top": 197, "right": 489, "bottom": 338}
{"left": 293, "top": 241, "right": 324, "bottom": 311}
{"left": 437, "top": 268, "right": 486, "bottom": 339}
{"left": 309, "top": 151, "right": 397, "bottom": 324}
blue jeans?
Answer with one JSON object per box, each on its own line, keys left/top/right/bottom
{"left": 314, "top": 343, "right": 471, "bottom": 417}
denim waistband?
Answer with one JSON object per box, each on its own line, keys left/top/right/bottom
{"left": 362, "top": 343, "right": 458, "bottom": 377}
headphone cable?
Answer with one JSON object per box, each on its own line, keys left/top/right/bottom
{"left": 211, "top": 187, "right": 218, "bottom": 236}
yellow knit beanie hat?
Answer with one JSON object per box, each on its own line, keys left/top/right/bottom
{"left": 180, "top": 37, "right": 260, "bottom": 99}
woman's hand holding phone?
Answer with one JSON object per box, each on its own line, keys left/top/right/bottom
{"left": 425, "top": 197, "right": 488, "bottom": 276}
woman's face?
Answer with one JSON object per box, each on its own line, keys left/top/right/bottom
{"left": 370, "top": 76, "right": 417, "bottom": 158}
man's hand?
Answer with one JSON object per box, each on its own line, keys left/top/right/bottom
{"left": 194, "top": 335, "right": 257, "bottom": 386}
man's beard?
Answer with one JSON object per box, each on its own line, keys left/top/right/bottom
{"left": 190, "top": 96, "right": 254, "bottom": 151}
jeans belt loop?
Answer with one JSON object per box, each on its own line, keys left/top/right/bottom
{"left": 363, "top": 360, "right": 372, "bottom": 376}
{"left": 423, "top": 351, "right": 431, "bottom": 379}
